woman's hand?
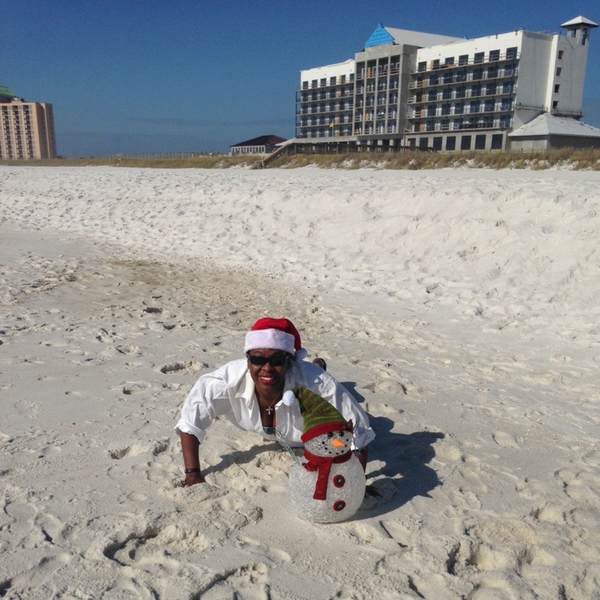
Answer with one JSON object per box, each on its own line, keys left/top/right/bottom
{"left": 184, "top": 471, "right": 205, "bottom": 486}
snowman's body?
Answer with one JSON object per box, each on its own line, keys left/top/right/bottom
{"left": 288, "top": 430, "right": 366, "bottom": 523}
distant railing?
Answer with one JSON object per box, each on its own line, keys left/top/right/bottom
{"left": 110, "top": 152, "right": 217, "bottom": 161}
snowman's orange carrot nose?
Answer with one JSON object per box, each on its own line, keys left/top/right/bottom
{"left": 332, "top": 438, "right": 345, "bottom": 448}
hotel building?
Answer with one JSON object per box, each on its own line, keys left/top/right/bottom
{"left": 0, "top": 86, "right": 57, "bottom": 160}
{"left": 295, "top": 16, "right": 598, "bottom": 152}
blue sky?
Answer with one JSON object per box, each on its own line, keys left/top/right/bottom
{"left": 2, "top": 0, "right": 599, "bottom": 157}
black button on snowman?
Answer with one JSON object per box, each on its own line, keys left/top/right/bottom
{"left": 283, "top": 387, "right": 366, "bottom": 523}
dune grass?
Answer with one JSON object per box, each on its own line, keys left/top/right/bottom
{"left": 2, "top": 149, "right": 600, "bottom": 170}
{"left": 268, "top": 148, "right": 600, "bottom": 170}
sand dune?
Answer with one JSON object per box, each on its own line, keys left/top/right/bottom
{"left": 1, "top": 165, "right": 600, "bottom": 599}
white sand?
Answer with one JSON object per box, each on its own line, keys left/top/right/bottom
{"left": 1, "top": 165, "right": 600, "bottom": 599}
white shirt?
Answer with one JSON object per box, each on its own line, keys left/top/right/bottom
{"left": 175, "top": 358, "right": 375, "bottom": 450}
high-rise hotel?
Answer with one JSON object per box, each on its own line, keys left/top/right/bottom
{"left": 0, "top": 86, "right": 57, "bottom": 160}
{"left": 295, "top": 16, "right": 598, "bottom": 152}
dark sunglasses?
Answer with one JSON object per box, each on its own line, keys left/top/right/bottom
{"left": 247, "top": 353, "right": 289, "bottom": 367}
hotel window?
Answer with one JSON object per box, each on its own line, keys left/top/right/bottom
{"left": 475, "top": 135, "right": 486, "bottom": 150}
{"left": 489, "top": 49, "right": 500, "bottom": 62}
{"left": 432, "top": 59, "right": 440, "bottom": 70}
{"left": 433, "top": 137, "right": 443, "bottom": 151}
{"left": 553, "top": 101, "right": 559, "bottom": 109}
{"left": 456, "top": 87, "right": 466, "bottom": 99}
{"left": 554, "top": 84, "right": 560, "bottom": 93}
{"left": 556, "top": 67, "right": 562, "bottom": 76}
{"left": 418, "top": 61, "right": 427, "bottom": 72}
{"left": 506, "top": 47, "right": 518, "bottom": 60}
{"left": 420, "top": 137, "right": 429, "bottom": 148}
{"left": 474, "top": 52, "right": 484, "bottom": 64}
{"left": 446, "top": 136, "right": 456, "bottom": 151}
{"left": 582, "top": 28, "right": 588, "bottom": 45}
{"left": 558, "top": 50, "right": 564, "bottom": 59}
{"left": 459, "top": 54, "right": 469, "bottom": 66}
{"left": 461, "top": 135, "right": 472, "bottom": 150}
{"left": 320, "top": 78, "right": 326, "bottom": 87}
{"left": 491, "top": 134, "right": 503, "bottom": 150}
{"left": 341, "top": 75, "right": 346, "bottom": 84}
{"left": 330, "top": 76, "right": 336, "bottom": 85}
{"left": 311, "top": 80, "right": 317, "bottom": 88}
{"left": 445, "top": 57, "right": 455, "bottom": 67}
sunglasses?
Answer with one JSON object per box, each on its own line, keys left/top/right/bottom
{"left": 247, "top": 353, "right": 289, "bottom": 367}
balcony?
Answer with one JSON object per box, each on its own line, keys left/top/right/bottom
{"left": 412, "top": 51, "right": 521, "bottom": 75}
{"left": 409, "top": 67, "right": 518, "bottom": 89}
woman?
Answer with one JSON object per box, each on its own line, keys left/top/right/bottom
{"left": 176, "top": 318, "right": 375, "bottom": 486}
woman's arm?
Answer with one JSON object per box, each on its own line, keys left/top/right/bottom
{"left": 180, "top": 431, "right": 204, "bottom": 486}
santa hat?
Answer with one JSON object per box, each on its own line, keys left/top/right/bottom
{"left": 283, "top": 387, "right": 353, "bottom": 442}
{"left": 244, "top": 318, "right": 307, "bottom": 360}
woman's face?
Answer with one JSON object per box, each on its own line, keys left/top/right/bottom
{"left": 247, "top": 348, "right": 290, "bottom": 397}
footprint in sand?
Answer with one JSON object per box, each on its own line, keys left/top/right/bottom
{"left": 1, "top": 553, "right": 71, "bottom": 598}
{"left": 492, "top": 431, "right": 520, "bottom": 448}
{"left": 198, "top": 563, "right": 270, "bottom": 600}
{"left": 122, "top": 381, "right": 152, "bottom": 395}
{"left": 103, "top": 524, "right": 210, "bottom": 566}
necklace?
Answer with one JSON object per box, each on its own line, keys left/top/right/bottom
{"left": 264, "top": 399, "right": 279, "bottom": 415}
{"left": 257, "top": 392, "right": 280, "bottom": 415}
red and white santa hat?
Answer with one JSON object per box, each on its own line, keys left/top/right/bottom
{"left": 244, "top": 318, "right": 307, "bottom": 360}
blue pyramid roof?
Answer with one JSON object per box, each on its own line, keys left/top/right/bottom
{"left": 365, "top": 23, "right": 394, "bottom": 48}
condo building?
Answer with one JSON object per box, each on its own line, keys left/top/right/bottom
{"left": 295, "top": 16, "right": 598, "bottom": 152}
{"left": 0, "top": 86, "right": 57, "bottom": 160}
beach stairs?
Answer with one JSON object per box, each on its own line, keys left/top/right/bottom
{"left": 254, "top": 144, "right": 287, "bottom": 169}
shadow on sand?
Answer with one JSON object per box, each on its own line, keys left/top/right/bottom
{"left": 356, "top": 415, "right": 444, "bottom": 519}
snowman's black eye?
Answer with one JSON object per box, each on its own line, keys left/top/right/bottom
{"left": 339, "top": 431, "right": 344, "bottom": 436}
{"left": 327, "top": 432, "right": 333, "bottom": 438}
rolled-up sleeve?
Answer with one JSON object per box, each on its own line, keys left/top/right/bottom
{"left": 174, "top": 366, "right": 236, "bottom": 443}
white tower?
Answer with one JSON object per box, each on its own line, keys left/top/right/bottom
{"left": 554, "top": 16, "right": 599, "bottom": 117}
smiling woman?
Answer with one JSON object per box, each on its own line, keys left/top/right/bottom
{"left": 175, "top": 318, "right": 375, "bottom": 487}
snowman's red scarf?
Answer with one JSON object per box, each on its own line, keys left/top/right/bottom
{"left": 302, "top": 450, "right": 352, "bottom": 500}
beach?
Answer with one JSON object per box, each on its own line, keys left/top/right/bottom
{"left": 1, "top": 165, "right": 600, "bottom": 599}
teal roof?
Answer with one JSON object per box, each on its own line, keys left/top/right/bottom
{"left": 365, "top": 23, "right": 394, "bottom": 48}
{"left": 0, "top": 85, "right": 17, "bottom": 98}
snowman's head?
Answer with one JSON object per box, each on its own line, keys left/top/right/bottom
{"left": 304, "top": 429, "right": 353, "bottom": 457}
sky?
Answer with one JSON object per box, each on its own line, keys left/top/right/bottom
{"left": 2, "top": 0, "right": 600, "bottom": 158}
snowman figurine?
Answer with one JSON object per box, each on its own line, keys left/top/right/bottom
{"left": 283, "top": 387, "right": 366, "bottom": 523}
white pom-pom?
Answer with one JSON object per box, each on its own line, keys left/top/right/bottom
{"left": 295, "top": 348, "right": 308, "bottom": 360}
{"left": 282, "top": 390, "right": 297, "bottom": 406}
